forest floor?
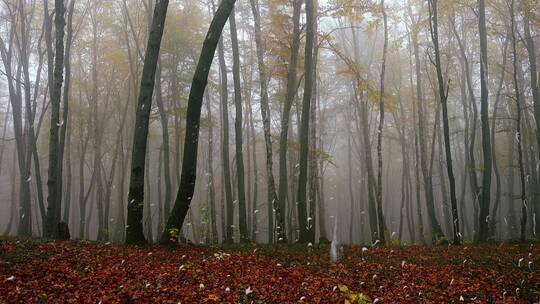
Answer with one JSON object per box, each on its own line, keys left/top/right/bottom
{"left": 0, "top": 237, "right": 539, "bottom": 303}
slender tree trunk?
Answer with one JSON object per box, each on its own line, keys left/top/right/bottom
{"left": 126, "top": 0, "right": 169, "bottom": 244}
{"left": 428, "top": 0, "right": 460, "bottom": 244}
{"left": 375, "top": 0, "right": 388, "bottom": 244}
{"left": 248, "top": 0, "right": 281, "bottom": 242}
{"left": 347, "top": 120, "right": 355, "bottom": 243}
{"left": 229, "top": 9, "right": 248, "bottom": 242}
{"left": 477, "top": 0, "right": 492, "bottom": 242}
{"left": 205, "top": 93, "right": 218, "bottom": 243}
{"left": 348, "top": 26, "right": 378, "bottom": 243}
{"left": 91, "top": 17, "right": 104, "bottom": 241}
{"left": 307, "top": 0, "right": 319, "bottom": 244}
{"left": 458, "top": 12, "right": 481, "bottom": 240}
{"left": 489, "top": 36, "right": 509, "bottom": 236}
{"left": 410, "top": 88, "right": 420, "bottom": 244}
{"left": 394, "top": 91, "right": 412, "bottom": 243}
{"left": 18, "top": 0, "right": 41, "bottom": 236}
{"left": 216, "top": 30, "right": 234, "bottom": 243}
{"left": 296, "top": 0, "right": 315, "bottom": 244}
{"left": 436, "top": 114, "right": 451, "bottom": 236}
{"left": 278, "top": 0, "right": 301, "bottom": 243}
{"left": 157, "top": 145, "right": 163, "bottom": 233}
{"left": 45, "top": 0, "right": 66, "bottom": 238}
{"left": 155, "top": 61, "right": 172, "bottom": 219}
{"left": 317, "top": 98, "right": 328, "bottom": 242}
{"left": 458, "top": 52, "right": 472, "bottom": 238}
{"left": 406, "top": 26, "right": 419, "bottom": 244}
{"left": 58, "top": 0, "right": 76, "bottom": 230}
{"left": 523, "top": 1, "right": 540, "bottom": 237}
{"left": 3, "top": 148, "right": 17, "bottom": 235}
{"left": 78, "top": 131, "right": 88, "bottom": 238}
{"left": 0, "top": 29, "right": 32, "bottom": 235}
{"left": 409, "top": 5, "right": 439, "bottom": 241}
{"left": 509, "top": 0, "right": 527, "bottom": 242}
{"left": 244, "top": 66, "right": 259, "bottom": 241}
{"left": 160, "top": 0, "right": 237, "bottom": 244}
{"left": 101, "top": 104, "right": 126, "bottom": 240}
{"left": 356, "top": 89, "right": 378, "bottom": 242}
{"left": 144, "top": 146, "right": 153, "bottom": 242}
{"left": 115, "top": 133, "right": 127, "bottom": 242}
{"left": 0, "top": 102, "right": 9, "bottom": 177}
{"left": 62, "top": 111, "right": 72, "bottom": 224}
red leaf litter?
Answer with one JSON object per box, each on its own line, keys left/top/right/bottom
{"left": 0, "top": 238, "right": 538, "bottom": 303}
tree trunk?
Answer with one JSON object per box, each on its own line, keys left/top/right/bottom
{"left": 144, "top": 145, "right": 153, "bottom": 242}
{"left": 216, "top": 29, "right": 234, "bottom": 243}
{"left": 19, "top": 0, "right": 45, "bottom": 236}
{"left": 3, "top": 148, "right": 17, "bottom": 236}
{"left": 408, "top": 4, "right": 440, "bottom": 241}
{"left": 249, "top": 0, "right": 281, "bottom": 242}
{"left": 307, "top": 0, "right": 319, "bottom": 244}
{"left": 348, "top": 25, "right": 378, "bottom": 243}
{"left": 375, "top": 0, "right": 388, "bottom": 244}
{"left": 58, "top": 0, "right": 76, "bottom": 231}
{"left": 509, "top": 0, "right": 527, "bottom": 242}
{"left": 428, "top": 0, "right": 460, "bottom": 244}
{"left": 477, "top": 0, "right": 492, "bottom": 242}
{"left": 523, "top": 0, "right": 540, "bottom": 237}
{"left": 0, "top": 29, "right": 32, "bottom": 235}
{"left": 205, "top": 93, "right": 218, "bottom": 243}
{"left": 489, "top": 36, "right": 509, "bottom": 236}
{"left": 347, "top": 120, "right": 355, "bottom": 243}
{"left": 0, "top": 101, "right": 9, "bottom": 177}
{"left": 45, "top": 0, "right": 66, "bottom": 238}
{"left": 160, "top": 0, "right": 237, "bottom": 244}
{"left": 296, "top": 0, "right": 315, "bottom": 244}
{"left": 405, "top": 24, "right": 419, "bottom": 244}
{"left": 451, "top": 17, "right": 481, "bottom": 232}
{"left": 436, "top": 114, "right": 452, "bottom": 236}
{"left": 277, "top": 0, "right": 301, "bottom": 243}
{"left": 126, "top": 0, "right": 169, "bottom": 244}
{"left": 155, "top": 60, "right": 172, "bottom": 220}
{"left": 317, "top": 96, "right": 328, "bottom": 242}
{"left": 62, "top": 110, "right": 72, "bottom": 225}
{"left": 229, "top": 9, "right": 248, "bottom": 242}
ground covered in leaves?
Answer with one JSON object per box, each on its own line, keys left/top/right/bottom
{"left": 0, "top": 238, "right": 539, "bottom": 303}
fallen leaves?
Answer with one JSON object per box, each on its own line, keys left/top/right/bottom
{"left": 0, "top": 238, "right": 538, "bottom": 303}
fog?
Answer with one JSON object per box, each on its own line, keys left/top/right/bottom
{"left": 0, "top": 0, "right": 538, "bottom": 246}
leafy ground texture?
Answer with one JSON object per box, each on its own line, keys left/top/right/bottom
{"left": 0, "top": 238, "right": 539, "bottom": 303}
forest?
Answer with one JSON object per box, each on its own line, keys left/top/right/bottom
{"left": 0, "top": 0, "right": 539, "bottom": 302}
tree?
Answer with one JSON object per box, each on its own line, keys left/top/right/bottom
{"left": 205, "top": 93, "right": 218, "bottom": 243}
{"left": 523, "top": 0, "right": 540, "bottom": 237}
{"left": 60, "top": 0, "right": 77, "bottom": 228}
{"left": 509, "top": 0, "right": 527, "bottom": 242}
{"left": 450, "top": 12, "right": 480, "bottom": 237}
{"left": 126, "top": 0, "right": 169, "bottom": 244}
{"left": 297, "top": 0, "right": 315, "bottom": 244}
{"left": 229, "top": 8, "right": 249, "bottom": 242}
{"left": 277, "top": 0, "right": 301, "bottom": 243}
{"left": 488, "top": 34, "right": 509, "bottom": 237}
{"left": 154, "top": 61, "right": 172, "bottom": 220}
{"left": 215, "top": 13, "right": 234, "bottom": 243}
{"left": 249, "top": 0, "right": 284, "bottom": 243}
{"left": 160, "top": 0, "right": 237, "bottom": 245}
{"left": 375, "top": 0, "right": 388, "bottom": 244}
{"left": 408, "top": 1, "right": 438, "bottom": 242}
{"left": 428, "top": 0, "right": 459, "bottom": 244}
{"left": 45, "top": 0, "right": 66, "bottom": 238}
{"left": 477, "top": 0, "right": 492, "bottom": 242}
{"left": 0, "top": 11, "right": 32, "bottom": 236}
